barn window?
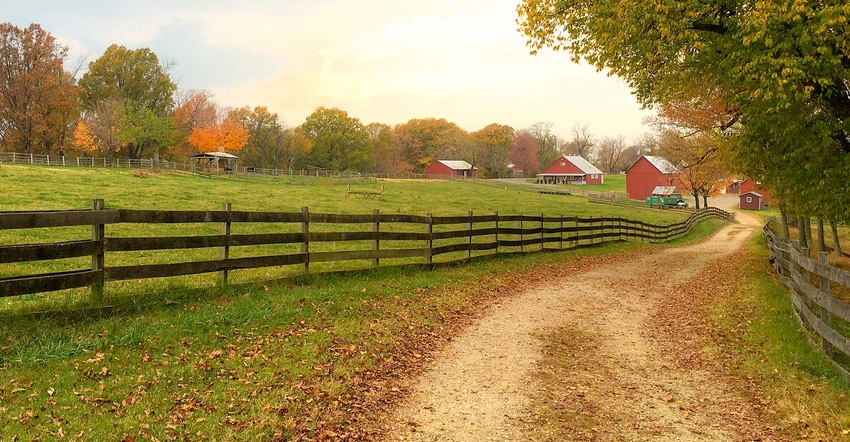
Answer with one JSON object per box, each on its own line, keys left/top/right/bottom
{"left": 560, "top": 161, "right": 566, "bottom": 166}
{"left": 746, "top": 196, "right": 752, "bottom": 203}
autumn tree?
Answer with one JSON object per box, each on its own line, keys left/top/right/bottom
{"left": 73, "top": 98, "right": 125, "bottom": 157}
{"left": 172, "top": 90, "right": 217, "bottom": 159}
{"left": 471, "top": 124, "right": 514, "bottom": 178}
{"left": 279, "top": 127, "right": 313, "bottom": 171}
{"left": 392, "top": 118, "right": 470, "bottom": 172}
{"left": 657, "top": 130, "right": 728, "bottom": 209}
{"left": 301, "top": 107, "right": 371, "bottom": 171}
{"left": 510, "top": 130, "right": 539, "bottom": 176}
{"left": 0, "top": 23, "right": 79, "bottom": 154}
{"left": 188, "top": 108, "right": 249, "bottom": 154}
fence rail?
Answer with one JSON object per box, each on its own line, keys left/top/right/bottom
{"left": 764, "top": 226, "right": 850, "bottom": 383}
{"left": 0, "top": 152, "right": 472, "bottom": 181}
{"left": 0, "top": 202, "right": 734, "bottom": 301}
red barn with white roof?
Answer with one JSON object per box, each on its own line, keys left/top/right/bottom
{"left": 625, "top": 155, "right": 678, "bottom": 200}
{"left": 537, "top": 155, "right": 604, "bottom": 185}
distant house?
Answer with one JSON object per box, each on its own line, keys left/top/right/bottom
{"left": 739, "top": 191, "right": 765, "bottom": 210}
{"left": 726, "top": 179, "right": 742, "bottom": 194}
{"left": 424, "top": 160, "right": 477, "bottom": 179}
{"left": 739, "top": 178, "right": 771, "bottom": 206}
{"left": 537, "top": 155, "right": 604, "bottom": 185}
{"left": 625, "top": 155, "right": 678, "bottom": 200}
{"left": 190, "top": 151, "right": 239, "bottom": 174}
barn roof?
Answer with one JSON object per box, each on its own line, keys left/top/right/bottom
{"left": 643, "top": 155, "right": 677, "bottom": 174}
{"left": 651, "top": 186, "right": 678, "bottom": 196}
{"left": 562, "top": 156, "right": 603, "bottom": 175}
{"left": 740, "top": 191, "right": 763, "bottom": 198}
{"left": 437, "top": 160, "right": 475, "bottom": 170}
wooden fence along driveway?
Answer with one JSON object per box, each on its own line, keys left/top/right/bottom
{"left": 0, "top": 201, "right": 734, "bottom": 300}
{"left": 765, "top": 226, "right": 850, "bottom": 382}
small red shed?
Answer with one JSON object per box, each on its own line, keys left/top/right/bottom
{"left": 739, "top": 191, "right": 765, "bottom": 210}
{"left": 424, "top": 160, "right": 477, "bottom": 179}
{"left": 537, "top": 155, "right": 604, "bottom": 185}
{"left": 625, "top": 155, "right": 678, "bottom": 200}
{"left": 739, "top": 178, "right": 771, "bottom": 206}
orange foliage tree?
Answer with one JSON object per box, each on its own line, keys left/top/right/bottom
{"left": 187, "top": 110, "right": 248, "bottom": 153}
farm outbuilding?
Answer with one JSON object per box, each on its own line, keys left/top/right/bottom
{"left": 537, "top": 155, "right": 604, "bottom": 185}
{"left": 739, "top": 191, "right": 765, "bottom": 210}
{"left": 190, "top": 151, "right": 239, "bottom": 174}
{"left": 739, "top": 178, "right": 771, "bottom": 206}
{"left": 424, "top": 160, "right": 477, "bottom": 179}
{"left": 625, "top": 155, "right": 678, "bottom": 200}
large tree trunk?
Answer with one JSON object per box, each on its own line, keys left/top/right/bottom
{"left": 817, "top": 218, "right": 827, "bottom": 252}
{"left": 692, "top": 193, "right": 700, "bottom": 209}
{"left": 779, "top": 204, "right": 791, "bottom": 239}
{"left": 830, "top": 220, "right": 844, "bottom": 256}
{"left": 797, "top": 216, "right": 808, "bottom": 249}
{"left": 804, "top": 218, "right": 813, "bottom": 252}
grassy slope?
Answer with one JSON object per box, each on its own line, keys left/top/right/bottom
{"left": 0, "top": 165, "right": 732, "bottom": 440}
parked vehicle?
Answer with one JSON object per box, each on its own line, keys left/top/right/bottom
{"left": 646, "top": 193, "right": 687, "bottom": 208}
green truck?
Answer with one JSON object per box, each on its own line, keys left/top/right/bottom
{"left": 645, "top": 186, "right": 688, "bottom": 209}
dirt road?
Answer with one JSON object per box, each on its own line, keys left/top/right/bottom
{"left": 381, "top": 211, "right": 773, "bottom": 441}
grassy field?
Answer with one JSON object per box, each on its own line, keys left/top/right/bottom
{"left": 0, "top": 164, "right": 727, "bottom": 440}
{"left": 0, "top": 165, "right": 687, "bottom": 309}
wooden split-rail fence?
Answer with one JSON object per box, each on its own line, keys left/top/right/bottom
{"left": 0, "top": 202, "right": 734, "bottom": 301}
{"left": 764, "top": 226, "right": 850, "bottom": 382}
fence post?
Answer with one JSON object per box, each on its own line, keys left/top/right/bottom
{"left": 540, "top": 213, "right": 545, "bottom": 251}
{"left": 494, "top": 211, "right": 499, "bottom": 256}
{"left": 218, "top": 202, "right": 232, "bottom": 286}
{"left": 818, "top": 251, "right": 834, "bottom": 357}
{"left": 467, "top": 211, "right": 473, "bottom": 259}
{"left": 373, "top": 209, "right": 380, "bottom": 268}
{"left": 520, "top": 215, "right": 524, "bottom": 253}
{"left": 426, "top": 213, "right": 434, "bottom": 268}
{"left": 91, "top": 199, "right": 105, "bottom": 302}
{"left": 302, "top": 206, "right": 310, "bottom": 273}
{"left": 559, "top": 216, "right": 564, "bottom": 250}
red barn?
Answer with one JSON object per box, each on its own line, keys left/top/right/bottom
{"left": 537, "top": 155, "right": 604, "bottom": 185}
{"left": 739, "top": 191, "right": 765, "bottom": 210}
{"left": 424, "top": 160, "right": 477, "bottom": 179}
{"left": 625, "top": 155, "right": 678, "bottom": 200}
{"left": 739, "top": 178, "right": 771, "bottom": 206}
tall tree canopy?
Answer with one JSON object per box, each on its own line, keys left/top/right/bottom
{"left": 301, "top": 107, "right": 371, "bottom": 171}
{"left": 0, "top": 23, "right": 78, "bottom": 154}
{"left": 78, "top": 44, "right": 177, "bottom": 159}
{"left": 471, "top": 123, "right": 514, "bottom": 178}
{"left": 517, "top": 1, "right": 850, "bottom": 218}
{"left": 392, "top": 118, "right": 471, "bottom": 173}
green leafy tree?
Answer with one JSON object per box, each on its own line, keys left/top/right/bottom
{"left": 366, "top": 122, "right": 396, "bottom": 173}
{"left": 471, "top": 124, "right": 514, "bottom": 178}
{"left": 79, "top": 44, "right": 177, "bottom": 158}
{"left": 232, "top": 106, "right": 286, "bottom": 169}
{"left": 301, "top": 107, "right": 371, "bottom": 171}
{"left": 517, "top": 1, "right": 850, "bottom": 222}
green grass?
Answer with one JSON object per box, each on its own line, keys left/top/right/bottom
{"left": 0, "top": 164, "right": 733, "bottom": 440}
{"left": 584, "top": 173, "right": 625, "bottom": 192}
{"left": 0, "top": 164, "right": 687, "bottom": 312}
{"left": 707, "top": 234, "right": 850, "bottom": 440}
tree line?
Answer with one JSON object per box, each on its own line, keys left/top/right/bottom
{"left": 518, "top": 0, "right": 850, "bottom": 253}
{"left": 0, "top": 22, "right": 659, "bottom": 178}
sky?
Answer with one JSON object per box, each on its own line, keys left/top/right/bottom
{"left": 7, "top": 0, "right": 656, "bottom": 142}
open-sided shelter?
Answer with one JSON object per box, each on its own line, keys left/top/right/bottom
{"left": 190, "top": 151, "right": 239, "bottom": 174}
